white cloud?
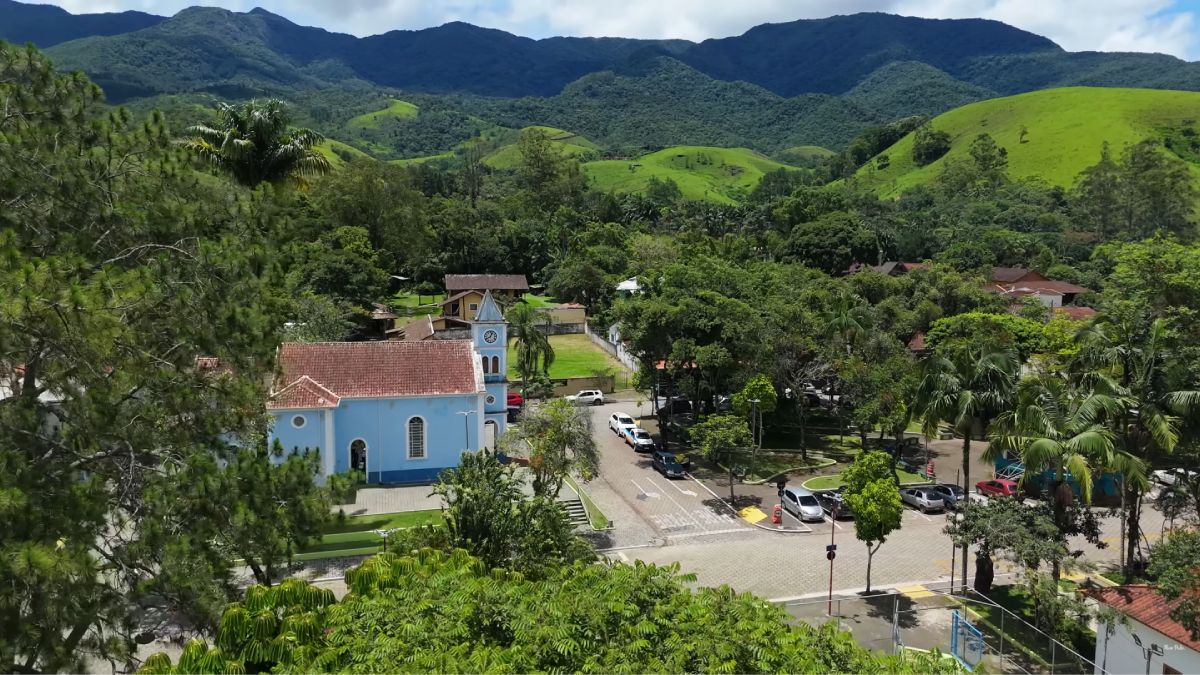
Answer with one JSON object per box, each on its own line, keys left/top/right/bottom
{"left": 37, "top": 0, "right": 1200, "bottom": 59}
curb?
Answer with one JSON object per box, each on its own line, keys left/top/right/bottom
{"left": 689, "top": 472, "right": 813, "bottom": 535}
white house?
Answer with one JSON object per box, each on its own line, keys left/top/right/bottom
{"left": 1085, "top": 585, "right": 1200, "bottom": 675}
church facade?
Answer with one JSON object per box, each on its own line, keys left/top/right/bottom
{"left": 267, "top": 291, "right": 509, "bottom": 484}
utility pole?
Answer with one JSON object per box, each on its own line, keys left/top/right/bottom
{"left": 827, "top": 502, "right": 838, "bottom": 615}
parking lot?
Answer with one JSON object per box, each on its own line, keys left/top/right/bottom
{"left": 588, "top": 401, "right": 751, "bottom": 542}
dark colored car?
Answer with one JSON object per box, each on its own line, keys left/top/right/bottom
{"left": 815, "top": 490, "right": 854, "bottom": 519}
{"left": 651, "top": 450, "right": 687, "bottom": 479}
{"left": 930, "top": 483, "right": 966, "bottom": 510}
{"left": 976, "top": 479, "right": 1020, "bottom": 498}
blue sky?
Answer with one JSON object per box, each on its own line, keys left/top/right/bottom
{"left": 45, "top": 0, "right": 1200, "bottom": 59}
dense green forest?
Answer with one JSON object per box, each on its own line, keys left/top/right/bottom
{"left": 7, "top": 2, "right": 1200, "bottom": 164}
{"left": 4, "top": 9, "right": 1200, "bottom": 669}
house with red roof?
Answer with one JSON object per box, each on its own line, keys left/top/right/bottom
{"left": 984, "top": 267, "right": 1092, "bottom": 309}
{"left": 1085, "top": 584, "right": 1200, "bottom": 675}
{"left": 268, "top": 291, "right": 510, "bottom": 484}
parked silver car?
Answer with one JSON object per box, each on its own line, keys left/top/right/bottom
{"left": 781, "top": 486, "right": 825, "bottom": 522}
{"left": 900, "top": 487, "right": 945, "bottom": 513}
{"left": 929, "top": 483, "right": 966, "bottom": 510}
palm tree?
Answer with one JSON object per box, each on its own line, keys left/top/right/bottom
{"left": 822, "top": 292, "right": 872, "bottom": 356}
{"left": 508, "top": 303, "right": 554, "bottom": 403}
{"left": 986, "top": 375, "right": 1129, "bottom": 580}
{"left": 183, "top": 99, "right": 331, "bottom": 187}
{"left": 915, "top": 342, "right": 1017, "bottom": 592}
{"left": 1077, "top": 316, "right": 1200, "bottom": 577}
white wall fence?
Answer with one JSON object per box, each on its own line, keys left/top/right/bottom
{"left": 585, "top": 323, "right": 638, "bottom": 372}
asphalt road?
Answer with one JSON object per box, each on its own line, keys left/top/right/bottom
{"left": 587, "top": 400, "right": 752, "bottom": 543}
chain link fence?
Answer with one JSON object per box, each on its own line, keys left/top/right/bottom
{"left": 781, "top": 585, "right": 1100, "bottom": 674}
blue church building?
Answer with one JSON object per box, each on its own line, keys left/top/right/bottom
{"left": 267, "top": 291, "right": 510, "bottom": 484}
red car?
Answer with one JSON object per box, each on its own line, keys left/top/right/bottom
{"left": 507, "top": 392, "right": 524, "bottom": 407}
{"left": 976, "top": 479, "right": 1019, "bottom": 497}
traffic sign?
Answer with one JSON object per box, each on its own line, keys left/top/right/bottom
{"left": 826, "top": 551, "right": 836, "bottom": 561}
{"left": 826, "top": 544, "right": 837, "bottom": 552}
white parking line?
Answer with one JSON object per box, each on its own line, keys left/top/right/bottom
{"left": 823, "top": 515, "right": 843, "bottom": 530}
{"left": 617, "top": 552, "right": 629, "bottom": 562}
{"left": 630, "top": 478, "right": 660, "bottom": 499}
{"left": 670, "top": 478, "right": 698, "bottom": 497}
{"left": 645, "top": 477, "right": 708, "bottom": 529}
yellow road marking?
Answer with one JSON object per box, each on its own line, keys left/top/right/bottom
{"left": 740, "top": 506, "right": 768, "bottom": 524}
{"left": 896, "top": 584, "right": 936, "bottom": 599}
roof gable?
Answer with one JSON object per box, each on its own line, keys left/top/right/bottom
{"left": 474, "top": 290, "right": 504, "bottom": 322}
{"left": 269, "top": 376, "right": 341, "bottom": 409}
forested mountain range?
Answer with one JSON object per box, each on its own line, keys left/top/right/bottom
{"left": 5, "top": 1, "right": 1200, "bottom": 161}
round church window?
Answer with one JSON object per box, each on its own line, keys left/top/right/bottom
{"left": 291, "top": 415, "right": 306, "bottom": 429}
{"left": 486, "top": 395, "right": 496, "bottom": 405}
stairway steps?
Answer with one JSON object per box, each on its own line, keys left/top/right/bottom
{"left": 560, "top": 498, "right": 590, "bottom": 526}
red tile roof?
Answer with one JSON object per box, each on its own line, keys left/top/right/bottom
{"left": 195, "top": 356, "right": 233, "bottom": 376}
{"left": 907, "top": 332, "right": 927, "bottom": 351}
{"left": 270, "top": 376, "right": 341, "bottom": 409}
{"left": 991, "top": 267, "right": 1047, "bottom": 283}
{"left": 444, "top": 274, "right": 529, "bottom": 292}
{"left": 268, "top": 341, "right": 482, "bottom": 409}
{"left": 394, "top": 316, "right": 436, "bottom": 341}
{"left": 1084, "top": 585, "right": 1200, "bottom": 652}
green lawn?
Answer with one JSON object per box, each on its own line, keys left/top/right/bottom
{"left": 347, "top": 99, "right": 419, "bottom": 129}
{"left": 296, "top": 510, "right": 443, "bottom": 561}
{"left": 392, "top": 291, "right": 444, "bottom": 317}
{"left": 508, "top": 333, "right": 624, "bottom": 380}
{"left": 802, "top": 468, "right": 927, "bottom": 490}
{"left": 730, "top": 451, "right": 837, "bottom": 483}
{"left": 520, "top": 293, "right": 558, "bottom": 308}
{"left": 760, "top": 428, "right": 863, "bottom": 461}
{"left": 968, "top": 585, "right": 1095, "bottom": 673}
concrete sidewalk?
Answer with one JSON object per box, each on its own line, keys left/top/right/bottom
{"left": 336, "top": 485, "right": 443, "bottom": 516}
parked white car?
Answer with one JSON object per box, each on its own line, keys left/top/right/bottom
{"left": 1154, "top": 468, "right": 1198, "bottom": 487}
{"left": 624, "top": 427, "right": 657, "bottom": 452}
{"left": 608, "top": 412, "right": 636, "bottom": 435}
{"left": 566, "top": 389, "right": 604, "bottom": 405}
{"left": 900, "top": 487, "right": 945, "bottom": 513}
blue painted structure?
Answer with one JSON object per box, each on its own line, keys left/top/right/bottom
{"left": 994, "top": 455, "right": 1122, "bottom": 498}
{"left": 266, "top": 291, "right": 509, "bottom": 485}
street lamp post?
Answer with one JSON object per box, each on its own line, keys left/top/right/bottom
{"left": 1132, "top": 634, "right": 1163, "bottom": 675}
{"left": 374, "top": 527, "right": 399, "bottom": 552}
{"left": 457, "top": 410, "right": 476, "bottom": 452}
{"left": 749, "top": 398, "right": 760, "bottom": 475}
{"left": 827, "top": 501, "right": 838, "bottom": 616}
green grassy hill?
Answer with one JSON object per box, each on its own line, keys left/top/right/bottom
{"left": 777, "top": 145, "right": 835, "bottom": 167}
{"left": 583, "top": 146, "right": 799, "bottom": 204}
{"left": 315, "top": 139, "right": 372, "bottom": 167}
{"left": 855, "top": 86, "right": 1200, "bottom": 196}
{"left": 346, "top": 99, "right": 419, "bottom": 129}
{"left": 483, "top": 126, "right": 600, "bottom": 169}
